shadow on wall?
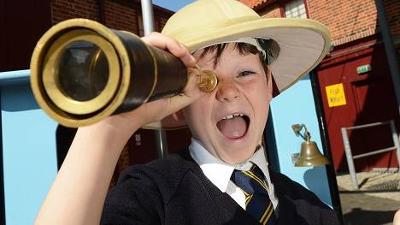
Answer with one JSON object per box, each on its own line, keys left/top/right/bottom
{"left": 1, "top": 83, "right": 39, "bottom": 112}
{"left": 303, "top": 167, "right": 331, "bottom": 203}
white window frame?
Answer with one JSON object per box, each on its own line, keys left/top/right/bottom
{"left": 284, "top": 0, "right": 307, "bottom": 19}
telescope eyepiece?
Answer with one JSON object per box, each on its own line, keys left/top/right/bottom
{"left": 57, "top": 40, "right": 109, "bottom": 102}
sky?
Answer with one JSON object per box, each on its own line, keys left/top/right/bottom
{"left": 152, "top": 0, "right": 194, "bottom": 12}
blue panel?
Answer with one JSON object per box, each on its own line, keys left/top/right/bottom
{"left": 269, "top": 75, "right": 333, "bottom": 206}
{"left": 2, "top": 82, "right": 58, "bottom": 225}
{"left": 0, "top": 70, "right": 30, "bottom": 86}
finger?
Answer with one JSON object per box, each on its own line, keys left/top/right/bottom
{"left": 159, "top": 72, "right": 204, "bottom": 114}
{"left": 142, "top": 32, "right": 196, "bottom": 67}
{"left": 133, "top": 93, "right": 195, "bottom": 125}
{"left": 141, "top": 74, "right": 204, "bottom": 123}
{"left": 122, "top": 74, "right": 201, "bottom": 123}
{"left": 184, "top": 67, "right": 204, "bottom": 97}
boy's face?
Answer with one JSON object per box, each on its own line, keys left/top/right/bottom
{"left": 183, "top": 44, "right": 273, "bottom": 164}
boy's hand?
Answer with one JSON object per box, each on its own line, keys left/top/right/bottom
{"left": 90, "top": 32, "right": 204, "bottom": 136}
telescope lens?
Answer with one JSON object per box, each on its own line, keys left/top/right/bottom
{"left": 57, "top": 40, "right": 109, "bottom": 101}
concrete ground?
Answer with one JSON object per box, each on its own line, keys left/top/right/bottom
{"left": 336, "top": 171, "right": 400, "bottom": 225}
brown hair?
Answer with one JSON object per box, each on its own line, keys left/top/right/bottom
{"left": 197, "top": 42, "right": 281, "bottom": 96}
{"left": 197, "top": 43, "right": 267, "bottom": 68}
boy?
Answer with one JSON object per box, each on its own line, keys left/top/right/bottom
{"left": 35, "top": 0, "right": 339, "bottom": 224}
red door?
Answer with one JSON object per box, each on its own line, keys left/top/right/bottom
{"left": 316, "top": 38, "right": 400, "bottom": 172}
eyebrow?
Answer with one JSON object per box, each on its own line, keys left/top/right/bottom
{"left": 198, "top": 43, "right": 264, "bottom": 68}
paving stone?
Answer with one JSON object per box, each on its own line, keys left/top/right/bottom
{"left": 336, "top": 172, "right": 400, "bottom": 225}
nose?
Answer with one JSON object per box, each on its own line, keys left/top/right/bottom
{"left": 215, "top": 79, "right": 240, "bottom": 102}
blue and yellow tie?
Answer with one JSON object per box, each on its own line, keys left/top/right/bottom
{"left": 231, "top": 165, "right": 277, "bottom": 225}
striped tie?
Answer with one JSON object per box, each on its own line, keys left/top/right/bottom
{"left": 231, "top": 165, "right": 277, "bottom": 225}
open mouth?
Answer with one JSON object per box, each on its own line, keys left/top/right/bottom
{"left": 216, "top": 113, "right": 250, "bottom": 139}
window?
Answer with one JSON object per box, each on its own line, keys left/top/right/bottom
{"left": 284, "top": 0, "right": 307, "bottom": 19}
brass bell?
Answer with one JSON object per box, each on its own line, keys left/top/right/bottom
{"left": 292, "top": 124, "right": 329, "bottom": 167}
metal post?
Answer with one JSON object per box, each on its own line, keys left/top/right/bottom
{"left": 375, "top": 0, "right": 400, "bottom": 116}
{"left": 155, "top": 128, "right": 168, "bottom": 159}
{"left": 141, "top": 0, "right": 155, "bottom": 35}
{"left": 140, "top": 0, "right": 168, "bottom": 159}
{"left": 390, "top": 120, "right": 400, "bottom": 169}
{"left": 310, "top": 71, "right": 344, "bottom": 225}
{"left": 341, "top": 127, "right": 359, "bottom": 189}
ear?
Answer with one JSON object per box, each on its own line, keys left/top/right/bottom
{"left": 266, "top": 69, "right": 274, "bottom": 100}
{"left": 172, "top": 109, "right": 185, "bottom": 122}
{"left": 269, "top": 71, "right": 280, "bottom": 97}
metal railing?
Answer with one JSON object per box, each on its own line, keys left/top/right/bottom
{"left": 341, "top": 120, "right": 400, "bottom": 189}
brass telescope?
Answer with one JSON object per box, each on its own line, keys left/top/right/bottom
{"left": 30, "top": 19, "right": 217, "bottom": 128}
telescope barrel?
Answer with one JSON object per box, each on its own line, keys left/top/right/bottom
{"left": 30, "top": 19, "right": 216, "bottom": 128}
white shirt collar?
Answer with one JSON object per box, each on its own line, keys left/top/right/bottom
{"left": 189, "top": 138, "right": 269, "bottom": 193}
{"left": 189, "top": 138, "right": 235, "bottom": 192}
{"left": 251, "top": 147, "right": 270, "bottom": 178}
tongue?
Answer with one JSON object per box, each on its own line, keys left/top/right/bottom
{"left": 217, "top": 117, "right": 247, "bottom": 139}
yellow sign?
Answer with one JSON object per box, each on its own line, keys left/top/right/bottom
{"left": 326, "top": 83, "right": 346, "bottom": 107}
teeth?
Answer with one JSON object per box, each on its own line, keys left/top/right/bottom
{"left": 222, "top": 113, "right": 244, "bottom": 120}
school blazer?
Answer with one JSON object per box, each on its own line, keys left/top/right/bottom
{"left": 101, "top": 150, "right": 340, "bottom": 225}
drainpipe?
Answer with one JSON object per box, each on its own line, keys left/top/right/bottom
{"left": 141, "top": 0, "right": 155, "bottom": 35}
{"left": 375, "top": 0, "right": 400, "bottom": 115}
{"left": 140, "top": 0, "right": 168, "bottom": 159}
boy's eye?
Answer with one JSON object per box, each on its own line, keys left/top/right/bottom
{"left": 238, "top": 70, "right": 256, "bottom": 77}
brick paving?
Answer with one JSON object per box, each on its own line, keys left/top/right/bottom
{"left": 336, "top": 172, "right": 400, "bottom": 225}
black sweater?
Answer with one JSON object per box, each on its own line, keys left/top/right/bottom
{"left": 101, "top": 150, "right": 339, "bottom": 225}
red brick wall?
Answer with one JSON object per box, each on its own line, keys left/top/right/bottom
{"left": 307, "top": 0, "right": 378, "bottom": 46}
{"left": 259, "top": 3, "right": 282, "bottom": 18}
{"left": 154, "top": 11, "right": 171, "bottom": 32}
{"left": 248, "top": 0, "right": 399, "bottom": 46}
{"left": 104, "top": 1, "right": 138, "bottom": 33}
{"left": 51, "top": 0, "right": 99, "bottom": 24}
{"left": 51, "top": 0, "right": 172, "bottom": 34}
{"left": 384, "top": 0, "right": 400, "bottom": 37}
{"left": 240, "top": 0, "right": 268, "bottom": 8}
{"left": 0, "top": 0, "right": 52, "bottom": 71}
